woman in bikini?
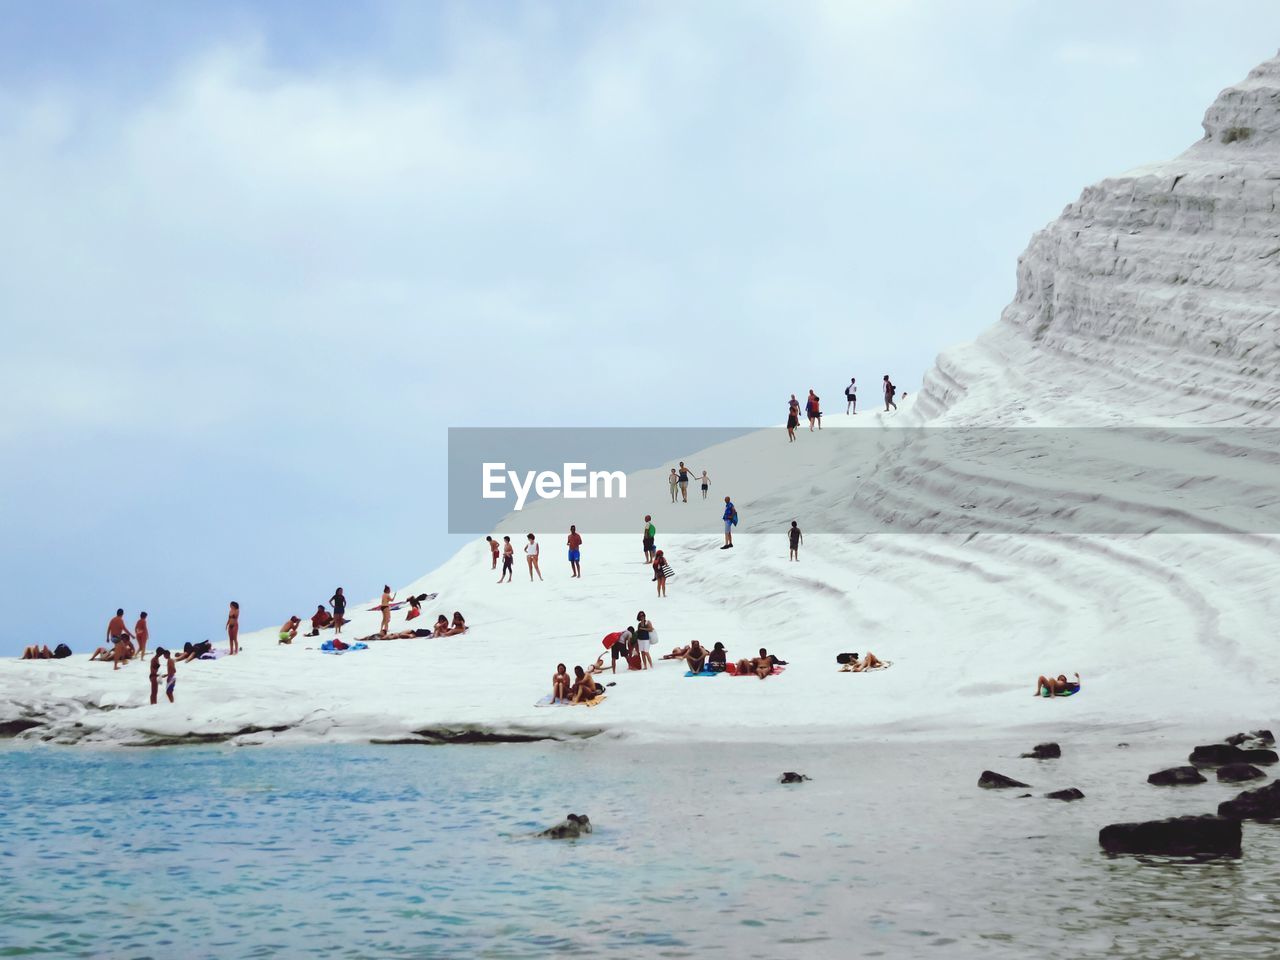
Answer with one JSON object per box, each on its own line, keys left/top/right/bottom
{"left": 378, "top": 586, "right": 395, "bottom": 636}
{"left": 1036, "top": 672, "right": 1081, "bottom": 697}
{"left": 652, "top": 551, "right": 668, "bottom": 598}
{"left": 552, "top": 663, "right": 572, "bottom": 704}
{"left": 571, "top": 665, "right": 598, "bottom": 703}
{"left": 226, "top": 601, "right": 240, "bottom": 655}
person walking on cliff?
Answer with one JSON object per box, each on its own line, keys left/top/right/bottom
{"left": 721, "top": 497, "right": 738, "bottom": 549}
{"left": 787, "top": 395, "right": 800, "bottom": 442}
{"left": 788, "top": 520, "right": 803, "bottom": 561}
{"left": 567, "top": 525, "right": 583, "bottom": 578}
{"left": 845, "top": 377, "right": 857, "bottom": 414}
{"left": 883, "top": 374, "right": 897, "bottom": 412}
{"left": 498, "top": 536, "right": 514, "bottom": 583}
{"left": 643, "top": 515, "right": 656, "bottom": 563}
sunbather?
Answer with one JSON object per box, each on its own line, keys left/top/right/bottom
{"left": 436, "top": 612, "right": 467, "bottom": 637}
{"left": 1036, "top": 672, "right": 1081, "bottom": 697}
{"left": 685, "top": 640, "right": 708, "bottom": 673}
{"left": 431, "top": 615, "right": 450, "bottom": 637}
{"left": 570, "top": 666, "right": 598, "bottom": 704}
{"left": 840, "top": 652, "right": 885, "bottom": 672}
{"left": 660, "top": 645, "right": 691, "bottom": 661}
{"left": 21, "top": 645, "right": 54, "bottom": 659}
{"left": 171, "top": 640, "right": 213, "bottom": 663}
{"left": 552, "top": 663, "right": 572, "bottom": 703}
{"left": 708, "top": 642, "right": 727, "bottom": 671}
{"left": 306, "top": 606, "right": 333, "bottom": 637}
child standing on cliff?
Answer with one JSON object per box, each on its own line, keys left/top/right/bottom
{"left": 164, "top": 651, "right": 177, "bottom": 704}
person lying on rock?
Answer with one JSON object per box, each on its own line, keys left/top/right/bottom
{"left": 1036, "top": 672, "right": 1081, "bottom": 697}
{"left": 431, "top": 615, "right": 450, "bottom": 637}
{"left": 586, "top": 654, "right": 608, "bottom": 676}
{"left": 171, "top": 640, "right": 213, "bottom": 663}
{"left": 660, "top": 645, "right": 691, "bottom": 661}
{"left": 21, "top": 644, "right": 54, "bottom": 659}
{"left": 90, "top": 636, "right": 135, "bottom": 667}
{"left": 685, "top": 640, "right": 708, "bottom": 673}
{"left": 435, "top": 612, "right": 467, "bottom": 637}
{"left": 306, "top": 606, "right": 333, "bottom": 637}
{"left": 840, "top": 652, "right": 884, "bottom": 672}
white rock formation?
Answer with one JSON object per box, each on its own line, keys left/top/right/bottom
{"left": 3, "top": 55, "right": 1279, "bottom": 747}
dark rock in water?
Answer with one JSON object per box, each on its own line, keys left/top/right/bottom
{"left": 1253, "top": 729, "right": 1275, "bottom": 746}
{"left": 1099, "top": 815, "right": 1242, "bottom": 858}
{"left": 1189, "top": 744, "right": 1246, "bottom": 767}
{"left": 979, "top": 770, "right": 1030, "bottom": 789}
{"left": 1218, "top": 763, "right": 1265, "bottom": 783}
{"left": 1219, "top": 781, "right": 1280, "bottom": 821}
{"left": 1148, "top": 766, "right": 1207, "bottom": 786}
{"left": 1239, "top": 748, "right": 1278, "bottom": 766}
{"left": 779, "top": 771, "right": 810, "bottom": 784}
{"left": 1116, "top": 742, "right": 1130, "bottom": 749}
{"left": 539, "top": 813, "right": 592, "bottom": 839}
{"left": 1046, "top": 788, "right": 1085, "bottom": 801}
{"left": 1021, "top": 742, "right": 1061, "bottom": 759}
{"left": 1017, "top": 793, "right": 1033, "bottom": 798}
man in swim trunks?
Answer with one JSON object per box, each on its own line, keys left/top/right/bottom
{"left": 164, "top": 651, "right": 177, "bottom": 703}
{"left": 567, "top": 525, "right": 583, "bottom": 578}
{"left": 106, "top": 609, "right": 133, "bottom": 671}
{"left": 642, "top": 516, "right": 656, "bottom": 563}
{"left": 610, "top": 626, "right": 634, "bottom": 674}
{"left": 845, "top": 377, "right": 857, "bottom": 414}
{"left": 486, "top": 536, "right": 500, "bottom": 570}
{"left": 134, "top": 611, "right": 149, "bottom": 661}
{"left": 226, "top": 601, "right": 240, "bottom": 655}
{"left": 279, "top": 616, "right": 300, "bottom": 644}
{"left": 788, "top": 521, "right": 802, "bottom": 561}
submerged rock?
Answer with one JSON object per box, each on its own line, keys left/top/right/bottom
{"left": 779, "top": 771, "right": 810, "bottom": 784}
{"left": 1021, "top": 742, "right": 1061, "bottom": 760}
{"left": 1099, "top": 815, "right": 1241, "bottom": 858}
{"left": 1217, "top": 763, "right": 1266, "bottom": 783}
{"left": 1219, "top": 781, "right": 1280, "bottom": 821}
{"left": 1148, "top": 766, "right": 1207, "bottom": 786}
{"left": 1045, "top": 788, "right": 1084, "bottom": 802}
{"left": 539, "top": 814, "right": 592, "bottom": 839}
{"left": 979, "top": 770, "right": 1030, "bottom": 789}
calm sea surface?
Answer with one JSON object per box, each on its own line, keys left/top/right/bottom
{"left": 3, "top": 737, "right": 1279, "bottom": 959}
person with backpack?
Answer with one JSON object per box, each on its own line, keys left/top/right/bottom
{"left": 642, "top": 515, "right": 656, "bottom": 563}
{"left": 788, "top": 520, "right": 802, "bottom": 561}
{"left": 845, "top": 377, "right": 857, "bottom": 414}
{"left": 883, "top": 374, "right": 897, "bottom": 412}
{"left": 721, "top": 497, "right": 737, "bottom": 549}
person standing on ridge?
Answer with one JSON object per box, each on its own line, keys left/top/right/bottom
{"left": 787, "top": 395, "right": 800, "bottom": 442}
{"left": 668, "top": 468, "right": 679, "bottom": 503}
{"left": 677, "top": 462, "right": 697, "bottom": 503}
{"left": 788, "top": 521, "right": 803, "bottom": 561}
{"left": 378, "top": 586, "right": 395, "bottom": 636}
{"left": 807, "top": 390, "right": 822, "bottom": 431}
{"left": 525, "top": 533, "right": 543, "bottom": 581}
{"left": 329, "top": 587, "right": 347, "bottom": 635}
{"left": 226, "top": 601, "right": 240, "bottom": 655}
{"left": 567, "top": 525, "right": 583, "bottom": 578}
{"left": 498, "top": 536, "right": 514, "bottom": 583}
{"left": 642, "top": 515, "right": 656, "bottom": 563}
{"left": 485, "top": 536, "right": 500, "bottom": 570}
{"left": 845, "top": 377, "right": 857, "bottom": 414}
{"left": 883, "top": 374, "right": 897, "bottom": 412}
{"left": 106, "top": 608, "right": 133, "bottom": 670}
{"left": 721, "top": 497, "right": 738, "bottom": 549}
{"left": 134, "top": 611, "right": 149, "bottom": 662}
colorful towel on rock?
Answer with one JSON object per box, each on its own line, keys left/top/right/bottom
{"left": 535, "top": 694, "right": 607, "bottom": 707}
{"left": 838, "top": 660, "right": 893, "bottom": 672}
{"left": 320, "top": 641, "right": 369, "bottom": 654}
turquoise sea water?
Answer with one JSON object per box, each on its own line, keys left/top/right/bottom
{"left": 4, "top": 739, "right": 1280, "bottom": 959}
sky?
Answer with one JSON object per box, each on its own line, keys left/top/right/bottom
{"left": 3, "top": 0, "right": 1280, "bottom": 655}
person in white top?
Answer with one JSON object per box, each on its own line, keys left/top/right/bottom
{"left": 525, "top": 533, "right": 543, "bottom": 581}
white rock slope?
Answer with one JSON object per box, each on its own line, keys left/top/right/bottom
{"left": 4, "top": 55, "right": 1280, "bottom": 746}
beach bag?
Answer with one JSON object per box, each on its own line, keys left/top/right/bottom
{"left": 836, "top": 652, "right": 859, "bottom": 665}
{"left": 659, "top": 564, "right": 675, "bottom": 579}
{"left": 53, "top": 643, "right": 72, "bottom": 659}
